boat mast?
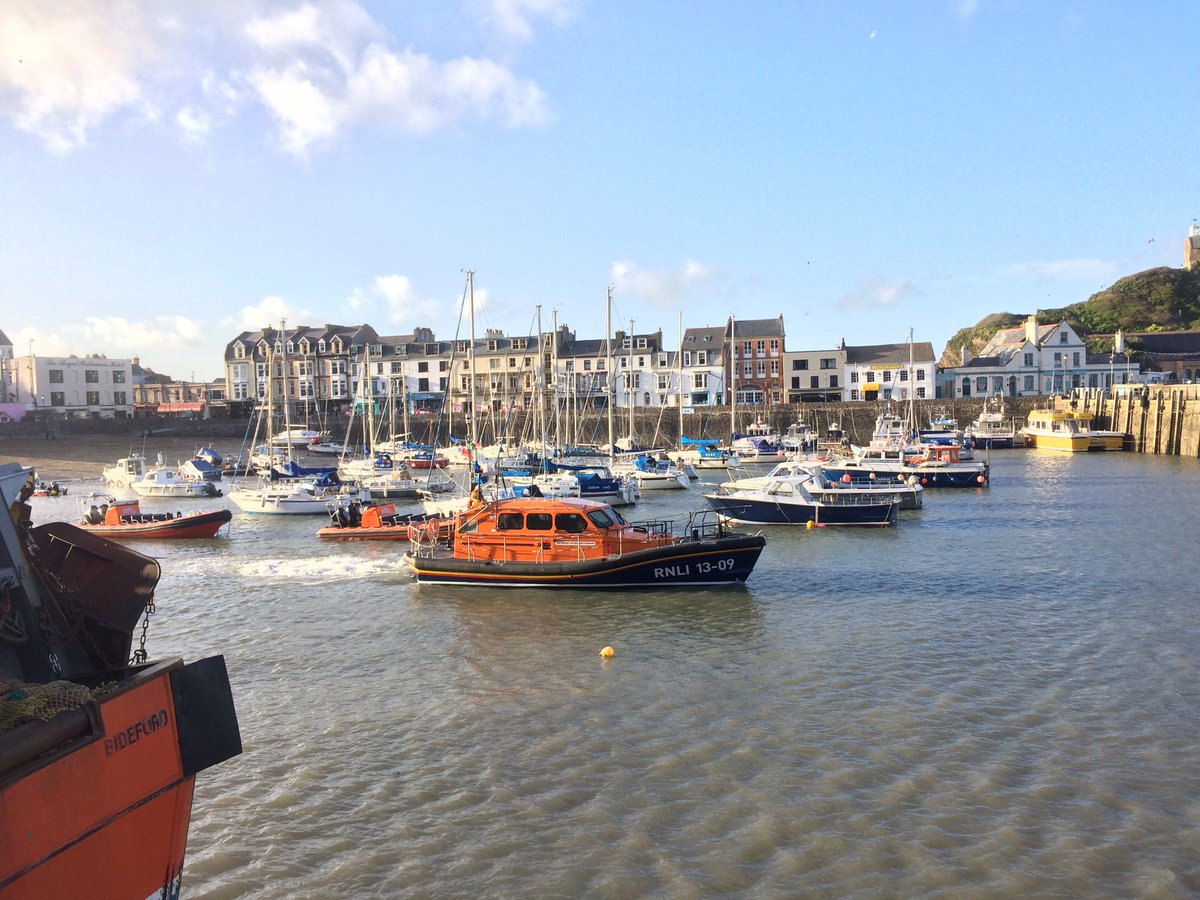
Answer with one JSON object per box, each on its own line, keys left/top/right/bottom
{"left": 908, "top": 326, "right": 916, "bottom": 441}
{"left": 467, "top": 271, "right": 478, "bottom": 450}
{"left": 606, "top": 286, "right": 615, "bottom": 463}
{"left": 627, "top": 317, "right": 635, "bottom": 447}
{"left": 280, "top": 318, "right": 292, "bottom": 463}
{"left": 677, "top": 309, "right": 684, "bottom": 444}
{"left": 551, "top": 308, "right": 561, "bottom": 452}
{"left": 730, "top": 314, "right": 737, "bottom": 438}
{"left": 536, "top": 304, "right": 547, "bottom": 469}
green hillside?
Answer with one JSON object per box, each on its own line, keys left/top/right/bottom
{"left": 942, "top": 266, "right": 1200, "bottom": 364}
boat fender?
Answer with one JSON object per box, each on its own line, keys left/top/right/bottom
{"left": 599, "top": 646, "right": 615, "bottom": 658}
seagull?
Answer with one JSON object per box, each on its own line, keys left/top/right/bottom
{"left": 1148, "top": 238, "right": 1155, "bottom": 243}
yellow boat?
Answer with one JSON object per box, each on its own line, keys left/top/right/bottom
{"left": 1020, "top": 406, "right": 1125, "bottom": 452}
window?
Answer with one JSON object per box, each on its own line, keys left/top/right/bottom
{"left": 555, "top": 513, "right": 588, "bottom": 533}
{"left": 829, "top": 376, "right": 839, "bottom": 388}
{"left": 976, "top": 377, "right": 988, "bottom": 392}
{"left": 882, "top": 370, "right": 892, "bottom": 382}
{"left": 850, "top": 372, "right": 859, "bottom": 383}
{"left": 526, "top": 513, "right": 552, "bottom": 530}
{"left": 810, "top": 376, "right": 819, "bottom": 389}
{"left": 682, "top": 352, "right": 692, "bottom": 367}
{"left": 86, "top": 391, "right": 100, "bottom": 405}
{"left": 487, "top": 339, "right": 500, "bottom": 351}
{"left": 697, "top": 351, "right": 707, "bottom": 366}
{"left": 770, "top": 360, "right": 779, "bottom": 375}
{"left": 693, "top": 372, "right": 708, "bottom": 389}
{"left": 1053, "top": 352, "right": 1062, "bottom": 365}
{"left": 597, "top": 360, "right": 606, "bottom": 371}
{"left": 439, "top": 361, "right": 447, "bottom": 371}
{"left": 757, "top": 361, "right": 766, "bottom": 377}
{"left": 916, "top": 369, "right": 926, "bottom": 381}
{"left": 770, "top": 339, "right": 780, "bottom": 355}
{"left": 1060, "top": 332, "right": 1068, "bottom": 343}
{"left": 791, "top": 377, "right": 801, "bottom": 389}
{"left": 657, "top": 374, "right": 670, "bottom": 390}
{"left": 318, "top": 340, "right": 326, "bottom": 353}
{"left": 637, "top": 356, "right": 646, "bottom": 367}
{"left": 512, "top": 338, "right": 527, "bottom": 350}
{"left": 1024, "top": 352, "right": 1033, "bottom": 366}
{"left": 489, "top": 358, "right": 499, "bottom": 369}
{"left": 584, "top": 359, "right": 592, "bottom": 371}
{"left": 820, "top": 358, "right": 836, "bottom": 370}
{"left": 234, "top": 344, "right": 245, "bottom": 359}
{"left": 49, "top": 369, "right": 64, "bottom": 383}
{"left": 993, "top": 377, "right": 1004, "bottom": 393}
{"left": 899, "top": 370, "right": 908, "bottom": 381}
{"left": 509, "top": 357, "right": 517, "bottom": 368}
{"left": 113, "top": 370, "right": 126, "bottom": 383}
{"left": 1024, "top": 375, "right": 1035, "bottom": 391}
{"left": 756, "top": 340, "right": 765, "bottom": 355}
{"left": 497, "top": 512, "right": 524, "bottom": 530}
{"left": 636, "top": 337, "right": 648, "bottom": 349}
{"left": 1073, "top": 352, "right": 1080, "bottom": 367}
{"left": 916, "top": 387, "right": 926, "bottom": 398}
{"left": 113, "top": 391, "right": 127, "bottom": 405}
{"left": 50, "top": 392, "right": 65, "bottom": 406}
{"left": 865, "top": 371, "right": 875, "bottom": 382}
{"left": 850, "top": 390, "right": 859, "bottom": 401}
{"left": 793, "top": 359, "right": 809, "bottom": 370}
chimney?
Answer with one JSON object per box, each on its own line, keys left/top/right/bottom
{"left": 1025, "top": 315, "right": 1039, "bottom": 345}
{"left": 961, "top": 345, "right": 971, "bottom": 365}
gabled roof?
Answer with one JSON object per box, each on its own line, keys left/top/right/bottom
{"left": 845, "top": 342, "right": 935, "bottom": 365}
{"left": 0, "top": 329, "right": 11, "bottom": 348}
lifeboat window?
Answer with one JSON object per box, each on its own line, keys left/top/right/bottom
{"left": 497, "top": 512, "right": 524, "bottom": 530}
{"left": 587, "top": 509, "right": 616, "bottom": 528}
{"left": 555, "top": 513, "right": 588, "bottom": 534}
{"left": 526, "top": 513, "right": 553, "bottom": 530}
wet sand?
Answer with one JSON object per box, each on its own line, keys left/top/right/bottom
{"left": 0, "top": 434, "right": 243, "bottom": 481}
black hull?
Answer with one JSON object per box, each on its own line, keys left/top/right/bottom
{"left": 405, "top": 534, "right": 766, "bottom": 588}
{"left": 704, "top": 495, "right": 897, "bottom": 527}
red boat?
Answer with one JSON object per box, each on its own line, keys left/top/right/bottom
{"left": 317, "top": 499, "right": 454, "bottom": 541}
{"left": 0, "top": 463, "right": 241, "bottom": 897}
{"left": 77, "top": 494, "right": 232, "bottom": 539}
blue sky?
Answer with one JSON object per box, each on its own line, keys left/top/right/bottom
{"left": 1, "top": 1, "right": 1196, "bottom": 381}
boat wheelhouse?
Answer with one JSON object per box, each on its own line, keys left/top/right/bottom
{"left": 1021, "top": 407, "right": 1125, "bottom": 452}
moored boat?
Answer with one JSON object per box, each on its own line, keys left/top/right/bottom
{"left": 77, "top": 493, "right": 232, "bottom": 539}
{"left": 820, "top": 442, "right": 990, "bottom": 488}
{"left": 31, "top": 478, "right": 68, "bottom": 496}
{"left": 967, "top": 401, "right": 1018, "bottom": 449}
{"left": 317, "top": 498, "right": 455, "bottom": 541}
{"left": 404, "top": 495, "right": 766, "bottom": 588}
{"left": 132, "top": 462, "right": 223, "bottom": 499}
{"left": 0, "top": 462, "right": 241, "bottom": 897}
{"left": 703, "top": 466, "right": 903, "bottom": 527}
{"left": 1020, "top": 405, "right": 1126, "bottom": 452}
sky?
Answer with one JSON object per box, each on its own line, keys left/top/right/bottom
{"left": 1, "top": 1, "right": 1197, "bottom": 381}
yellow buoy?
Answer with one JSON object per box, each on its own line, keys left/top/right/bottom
{"left": 599, "top": 646, "right": 615, "bottom": 658}
{"left": 805, "top": 520, "right": 815, "bottom": 529}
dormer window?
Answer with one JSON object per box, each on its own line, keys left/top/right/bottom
{"left": 234, "top": 344, "right": 245, "bottom": 359}
{"left": 274, "top": 341, "right": 284, "bottom": 355}
{"left": 318, "top": 339, "right": 327, "bottom": 353}
{"left": 636, "top": 337, "right": 648, "bottom": 349}
{"left": 299, "top": 339, "right": 309, "bottom": 354}
{"left": 285, "top": 341, "right": 294, "bottom": 354}
{"left": 704, "top": 335, "right": 712, "bottom": 342}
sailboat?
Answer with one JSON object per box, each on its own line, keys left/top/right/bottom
{"left": 229, "top": 320, "right": 366, "bottom": 514}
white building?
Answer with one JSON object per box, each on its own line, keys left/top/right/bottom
{"left": 680, "top": 325, "right": 728, "bottom": 407}
{"left": 9, "top": 354, "right": 134, "bottom": 419}
{"left": 945, "top": 316, "right": 1139, "bottom": 397}
{"left": 844, "top": 341, "right": 936, "bottom": 401}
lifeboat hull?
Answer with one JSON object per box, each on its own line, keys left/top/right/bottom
{"left": 404, "top": 534, "right": 766, "bottom": 588}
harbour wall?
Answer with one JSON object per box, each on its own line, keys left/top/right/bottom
{"left": 4, "top": 387, "right": 1199, "bottom": 456}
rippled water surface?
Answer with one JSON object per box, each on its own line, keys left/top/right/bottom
{"left": 32, "top": 451, "right": 1200, "bottom": 896}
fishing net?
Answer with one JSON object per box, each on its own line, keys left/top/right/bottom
{"left": 0, "top": 680, "right": 101, "bottom": 734}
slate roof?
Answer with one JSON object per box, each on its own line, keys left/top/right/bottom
{"left": 845, "top": 342, "right": 936, "bottom": 366}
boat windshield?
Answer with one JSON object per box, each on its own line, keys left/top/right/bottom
{"left": 587, "top": 508, "right": 619, "bottom": 529}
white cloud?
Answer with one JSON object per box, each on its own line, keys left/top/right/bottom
{"left": 0, "top": 0, "right": 161, "bottom": 152}
{"left": 0, "top": 0, "right": 553, "bottom": 157}
{"left": 953, "top": 0, "right": 980, "bottom": 22}
{"left": 837, "top": 277, "right": 922, "bottom": 310}
{"left": 243, "top": 2, "right": 550, "bottom": 156}
{"left": 226, "top": 295, "right": 307, "bottom": 333}
{"left": 481, "top": 0, "right": 579, "bottom": 43}
{"left": 82, "top": 315, "right": 206, "bottom": 350}
{"left": 609, "top": 260, "right": 724, "bottom": 309}
{"left": 1004, "top": 258, "right": 1113, "bottom": 281}
{"left": 176, "top": 105, "right": 210, "bottom": 144}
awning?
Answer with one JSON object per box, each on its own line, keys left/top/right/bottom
{"left": 157, "top": 401, "right": 205, "bottom": 413}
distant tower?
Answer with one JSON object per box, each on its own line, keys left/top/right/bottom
{"left": 1187, "top": 223, "right": 1200, "bottom": 270}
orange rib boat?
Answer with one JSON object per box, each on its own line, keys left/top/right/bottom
{"left": 0, "top": 463, "right": 241, "bottom": 898}
{"left": 316, "top": 499, "right": 455, "bottom": 541}
{"left": 77, "top": 494, "right": 233, "bottom": 539}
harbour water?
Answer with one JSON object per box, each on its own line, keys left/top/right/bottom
{"left": 27, "top": 451, "right": 1200, "bottom": 896}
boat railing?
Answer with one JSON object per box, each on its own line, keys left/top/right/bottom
{"left": 683, "top": 508, "right": 736, "bottom": 540}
